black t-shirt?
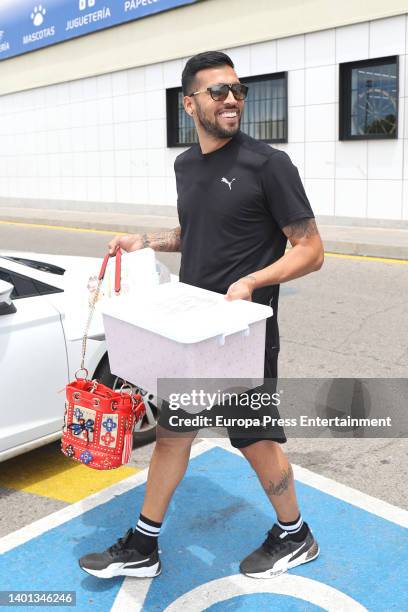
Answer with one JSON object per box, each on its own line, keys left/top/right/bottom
{"left": 174, "top": 130, "right": 314, "bottom": 352}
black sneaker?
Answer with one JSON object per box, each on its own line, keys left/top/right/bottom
{"left": 79, "top": 528, "right": 161, "bottom": 579}
{"left": 240, "top": 523, "right": 319, "bottom": 579}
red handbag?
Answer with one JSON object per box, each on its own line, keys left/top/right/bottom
{"left": 61, "top": 249, "right": 145, "bottom": 470}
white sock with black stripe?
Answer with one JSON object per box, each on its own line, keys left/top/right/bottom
{"left": 129, "top": 513, "right": 162, "bottom": 554}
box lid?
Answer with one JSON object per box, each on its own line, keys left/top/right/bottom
{"left": 101, "top": 281, "right": 273, "bottom": 344}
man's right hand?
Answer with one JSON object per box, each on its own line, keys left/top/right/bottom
{"left": 108, "top": 234, "right": 144, "bottom": 255}
{"left": 108, "top": 227, "right": 181, "bottom": 255}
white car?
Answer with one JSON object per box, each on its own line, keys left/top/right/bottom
{"left": 0, "top": 252, "right": 161, "bottom": 463}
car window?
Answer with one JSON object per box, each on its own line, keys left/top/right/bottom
{"left": 0, "top": 268, "right": 63, "bottom": 300}
{"left": 1, "top": 256, "right": 65, "bottom": 275}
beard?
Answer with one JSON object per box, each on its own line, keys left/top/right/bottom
{"left": 195, "top": 102, "right": 241, "bottom": 138}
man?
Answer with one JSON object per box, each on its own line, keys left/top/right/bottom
{"left": 79, "top": 51, "right": 324, "bottom": 580}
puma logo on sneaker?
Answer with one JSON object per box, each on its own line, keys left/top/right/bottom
{"left": 221, "top": 177, "right": 236, "bottom": 190}
{"left": 78, "top": 528, "right": 161, "bottom": 579}
{"left": 239, "top": 523, "right": 319, "bottom": 579}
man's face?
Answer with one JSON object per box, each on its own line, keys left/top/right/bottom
{"left": 185, "top": 65, "right": 245, "bottom": 139}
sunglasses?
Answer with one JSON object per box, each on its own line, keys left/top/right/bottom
{"left": 189, "top": 83, "right": 249, "bottom": 102}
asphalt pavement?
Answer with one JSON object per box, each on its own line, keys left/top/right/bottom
{"left": 2, "top": 441, "right": 407, "bottom": 612}
{"left": 1, "top": 205, "right": 408, "bottom": 260}
{"left": 0, "top": 214, "right": 407, "bottom": 610}
{"left": 0, "top": 219, "right": 407, "bottom": 515}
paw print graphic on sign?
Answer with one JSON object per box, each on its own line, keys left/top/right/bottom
{"left": 79, "top": 0, "right": 96, "bottom": 9}
{"left": 31, "top": 5, "right": 46, "bottom": 27}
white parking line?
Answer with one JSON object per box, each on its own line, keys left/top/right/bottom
{"left": 1, "top": 437, "right": 407, "bottom": 559}
{"left": 111, "top": 438, "right": 408, "bottom": 611}
{"left": 211, "top": 438, "right": 408, "bottom": 528}
{"left": 0, "top": 441, "right": 213, "bottom": 555}
{"left": 163, "top": 574, "right": 368, "bottom": 612}
{"left": 1, "top": 438, "right": 406, "bottom": 611}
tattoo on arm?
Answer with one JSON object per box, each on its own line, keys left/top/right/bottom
{"left": 142, "top": 233, "right": 151, "bottom": 248}
{"left": 151, "top": 226, "right": 181, "bottom": 252}
{"left": 264, "top": 465, "right": 293, "bottom": 498}
{"left": 283, "top": 218, "right": 318, "bottom": 240}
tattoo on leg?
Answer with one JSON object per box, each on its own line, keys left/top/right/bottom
{"left": 264, "top": 465, "right": 293, "bottom": 498}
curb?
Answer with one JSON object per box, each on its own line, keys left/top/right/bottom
{"left": 0, "top": 213, "right": 174, "bottom": 235}
{"left": 322, "top": 240, "right": 408, "bottom": 261}
{"left": 1, "top": 213, "right": 408, "bottom": 262}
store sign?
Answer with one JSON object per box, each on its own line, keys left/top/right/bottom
{"left": 0, "top": 0, "right": 201, "bottom": 61}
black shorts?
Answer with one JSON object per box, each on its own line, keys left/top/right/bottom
{"left": 157, "top": 321, "right": 287, "bottom": 449}
{"left": 226, "top": 349, "right": 286, "bottom": 448}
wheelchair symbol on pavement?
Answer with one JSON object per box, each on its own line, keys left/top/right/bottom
{"left": 163, "top": 573, "right": 368, "bottom": 611}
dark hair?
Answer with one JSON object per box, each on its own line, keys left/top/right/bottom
{"left": 181, "top": 51, "right": 234, "bottom": 96}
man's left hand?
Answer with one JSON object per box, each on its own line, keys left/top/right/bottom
{"left": 225, "top": 276, "right": 256, "bottom": 301}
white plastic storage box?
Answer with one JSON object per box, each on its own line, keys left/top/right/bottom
{"left": 64, "top": 248, "right": 165, "bottom": 341}
{"left": 101, "top": 282, "right": 272, "bottom": 399}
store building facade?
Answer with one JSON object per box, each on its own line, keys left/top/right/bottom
{"left": 0, "top": 0, "right": 407, "bottom": 223}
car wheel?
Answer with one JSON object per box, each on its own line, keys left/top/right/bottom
{"left": 95, "top": 357, "right": 161, "bottom": 446}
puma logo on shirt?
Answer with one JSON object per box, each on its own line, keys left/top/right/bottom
{"left": 221, "top": 177, "right": 236, "bottom": 190}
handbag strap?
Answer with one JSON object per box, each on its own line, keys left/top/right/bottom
{"left": 98, "top": 248, "right": 121, "bottom": 293}
{"left": 78, "top": 249, "right": 122, "bottom": 374}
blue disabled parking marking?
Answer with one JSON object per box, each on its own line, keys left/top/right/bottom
{"left": 0, "top": 444, "right": 407, "bottom": 611}
{"left": 207, "top": 595, "right": 323, "bottom": 611}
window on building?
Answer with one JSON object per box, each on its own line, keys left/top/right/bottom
{"left": 339, "top": 56, "right": 398, "bottom": 140}
{"left": 166, "top": 72, "right": 288, "bottom": 147}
